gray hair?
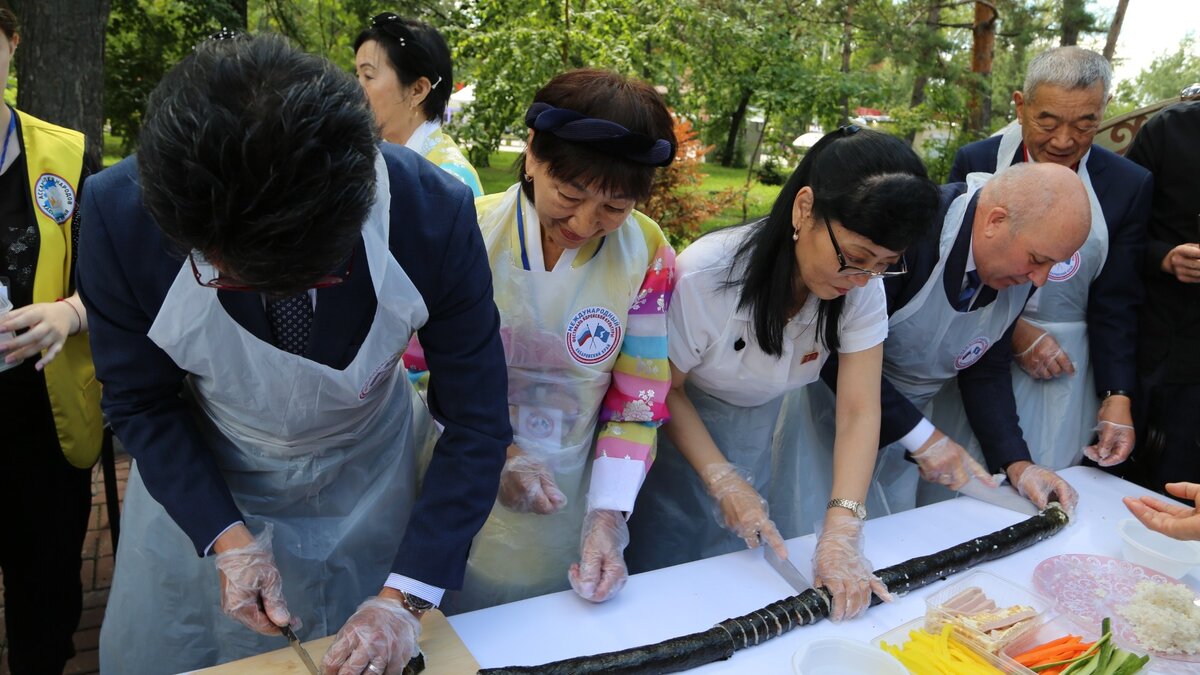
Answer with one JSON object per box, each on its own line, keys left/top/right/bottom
{"left": 1024, "top": 46, "right": 1113, "bottom": 101}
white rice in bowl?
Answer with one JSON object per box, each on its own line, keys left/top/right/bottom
{"left": 1117, "top": 580, "right": 1200, "bottom": 655}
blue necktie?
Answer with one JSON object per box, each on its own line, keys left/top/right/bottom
{"left": 957, "top": 269, "right": 981, "bottom": 311}
{"left": 267, "top": 293, "right": 313, "bottom": 355}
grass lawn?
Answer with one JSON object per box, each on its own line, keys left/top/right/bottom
{"left": 477, "top": 151, "right": 784, "bottom": 234}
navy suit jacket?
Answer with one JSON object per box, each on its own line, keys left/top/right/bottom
{"left": 77, "top": 145, "right": 512, "bottom": 590}
{"left": 948, "top": 135, "right": 1152, "bottom": 395}
{"left": 822, "top": 184, "right": 1035, "bottom": 472}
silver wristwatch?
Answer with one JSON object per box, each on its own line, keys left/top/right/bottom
{"left": 827, "top": 498, "right": 867, "bottom": 520}
{"left": 398, "top": 591, "right": 434, "bottom": 617}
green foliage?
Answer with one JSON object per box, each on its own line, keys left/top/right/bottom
{"left": 918, "top": 131, "right": 972, "bottom": 185}
{"left": 1113, "top": 35, "right": 1200, "bottom": 110}
{"left": 639, "top": 116, "right": 738, "bottom": 249}
{"left": 105, "top": 0, "right": 243, "bottom": 153}
{"left": 754, "top": 158, "right": 786, "bottom": 186}
{"left": 445, "top": 0, "right": 672, "bottom": 168}
{"left": 476, "top": 150, "right": 521, "bottom": 195}
{"left": 94, "top": 0, "right": 1099, "bottom": 188}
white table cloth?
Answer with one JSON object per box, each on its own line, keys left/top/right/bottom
{"left": 450, "top": 467, "right": 1199, "bottom": 674}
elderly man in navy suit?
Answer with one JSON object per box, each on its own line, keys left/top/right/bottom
{"left": 77, "top": 34, "right": 510, "bottom": 675}
{"left": 946, "top": 46, "right": 1151, "bottom": 475}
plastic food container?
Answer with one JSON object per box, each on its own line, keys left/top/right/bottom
{"left": 874, "top": 617, "right": 1028, "bottom": 674}
{"left": 924, "top": 571, "right": 1054, "bottom": 654}
{"left": 792, "top": 637, "right": 906, "bottom": 675}
{"left": 1118, "top": 518, "right": 1200, "bottom": 579}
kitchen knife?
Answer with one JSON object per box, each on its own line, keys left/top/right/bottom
{"left": 957, "top": 474, "right": 1039, "bottom": 515}
{"left": 281, "top": 624, "right": 320, "bottom": 675}
{"left": 762, "top": 538, "right": 811, "bottom": 594}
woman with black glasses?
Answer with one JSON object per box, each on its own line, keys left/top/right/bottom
{"left": 354, "top": 12, "right": 482, "bottom": 197}
{"left": 625, "top": 127, "right": 938, "bottom": 622}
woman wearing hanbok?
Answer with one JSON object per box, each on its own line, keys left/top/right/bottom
{"left": 354, "top": 11, "right": 482, "bottom": 197}
{"left": 441, "top": 69, "right": 677, "bottom": 614}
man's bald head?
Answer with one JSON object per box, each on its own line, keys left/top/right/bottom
{"left": 972, "top": 163, "right": 1091, "bottom": 289}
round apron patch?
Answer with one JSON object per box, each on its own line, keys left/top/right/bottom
{"left": 35, "top": 173, "right": 76, "bottom": 224}
{"left": 360, "top": 353, "right": 401, "bottom": 399}
{"left": 1047, "top": 251, "right": 1082, "bottom": 283}
{"left": 955, "top": 337, "right": 991, "bottom": 370}
{"left": 565, "top": 306, "right": 622, "bottom": 365}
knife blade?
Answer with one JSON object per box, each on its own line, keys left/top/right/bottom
{"left": 281, "top": 624, "right": 320, "bottom": 675}
{"left": 957, "top": 474, "right": 1039, "bottom": 515}
{"left": 762, "top": 539, "right": 811, "bottom": 594}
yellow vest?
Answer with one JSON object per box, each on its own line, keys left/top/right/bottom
{"left": 19, "top": 109, "right": 103, "bottom": 468}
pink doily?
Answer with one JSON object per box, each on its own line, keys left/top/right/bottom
{"left": 1032, "top": 554, "right": 1200, "bottom": 666}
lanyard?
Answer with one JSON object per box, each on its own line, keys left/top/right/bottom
{"left": 0, "top": 113, "right": 15, "bottom": 172}
{"left": 515, "top": 190, "right": 533, "bottom": 271}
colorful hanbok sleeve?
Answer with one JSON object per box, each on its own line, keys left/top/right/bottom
{"left": 587, "top": 227, "right": 675, "bottom": 514}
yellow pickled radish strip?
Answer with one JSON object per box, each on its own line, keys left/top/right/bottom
{"left": 879, "top": 626, "right": 1004, "bottom": 675}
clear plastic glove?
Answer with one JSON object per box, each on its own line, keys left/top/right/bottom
{"left": 0, "top": 300, "right": 79, "bottom": 370}
{"left": 1084, "top": 421, "right": 1134, "bottom": 467}
{"left": 812, "top": 512, "right": 892, "bottom": 621}
{"left": 911, "top": 434, "right": 996, "bottom": 490}
{"left": 1014, "top": 331, "right": 1075, "bottom": 380}
{"left": 568, "top": 509, "right": 629, "bottom": 602}
{"left": 321, "top": 596, "right": 421, "bottom": 675}
{"left": 497, "top": 449, "right": 567, "bottom": 514}
{"left": 700, "top": 463, "right": 787, "bottom": 559}
{"left": 213, "top": 523, "right": 292, "bottom": 635}
{"left": 1014, "top": 463, "right": 1078, "bottom": 516}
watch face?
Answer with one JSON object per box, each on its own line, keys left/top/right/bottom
{"left": 404, "top": 593, "right": 433, "bottom": 611}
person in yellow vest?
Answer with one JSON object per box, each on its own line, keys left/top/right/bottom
{"left": 0, "top": 8, "right": 103, "bottom": 674}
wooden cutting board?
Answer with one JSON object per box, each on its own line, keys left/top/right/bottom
{"left": 193, "top": 610, "right": 479, "bottom": 674}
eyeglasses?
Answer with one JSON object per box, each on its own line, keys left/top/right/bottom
{"left": 823, "top": 218, "right": 908, "bottom": 278}
{"left": 1028, "top": 117, "right": 1101, "bottom": 136}
{"left": 189, "top": 251, "right": 353, "bottom": 292}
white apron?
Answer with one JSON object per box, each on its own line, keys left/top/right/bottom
{"left": 769, "top": 382, "right": 899, "bottom": 539}
{"left": 627, "top": 276, "right": 832, "bottom": 569}
{"left": 999, "top": 125, "right": 1107, "bottom": 468}
{"left": 874, "top": 173, "right": 1030, "bottom": 515}
{"left": 925, "top": 129, "right": 1108, "bottom": 486}
{"left": 99, "top": 154, "right": 428, "bottom": 675}
{"left": 626, "top": 383, "right": 786, "bottom": 573}
{"left": 443, "top": 185, "right": 643, "bottom": 614}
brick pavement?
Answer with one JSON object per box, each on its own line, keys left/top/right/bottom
{"left": 0, "top": 451, "right": 129, "bottom": 675}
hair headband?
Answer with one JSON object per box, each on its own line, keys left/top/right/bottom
{"left": 524, "top": 102, "right": 673, "bottom": 167}
{"left": 368, "top": 13, "right": 443, "bottom": 90}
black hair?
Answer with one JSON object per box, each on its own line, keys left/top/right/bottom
{"left": 0, "top": 8, "right": 17, "bottom": 40}
{"left": 353, "top": 15, "right": 452, "bottom": 121}
{"left": 517, "top": 69, "right": 676, "bottom": 203}
{"left": 730, "top": 126, "right": 939, "bottom": 355}
{"left": 138, "top": 32, "right": 378, "bottom": 295}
